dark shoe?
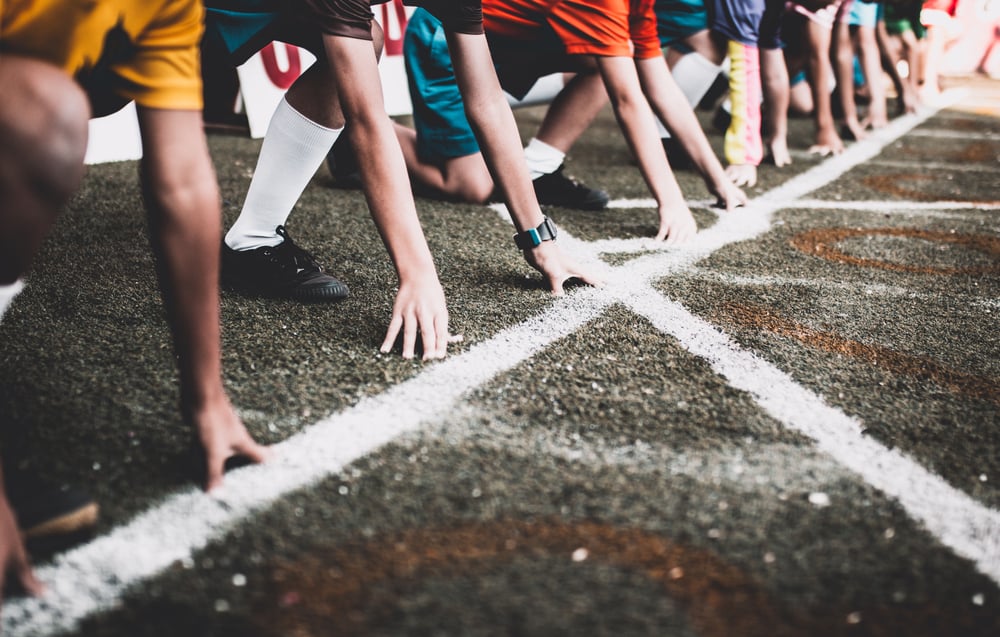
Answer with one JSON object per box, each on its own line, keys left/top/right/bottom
{"left": 697, "top": 72, "right": 730, "bottom": 111}
{"left": 325, "top": 135, "right": 362, "bottom": 189}
{"left": 221, "top": 226, "right": 349, "bottom": 302}
{"left": 7, "top": 479, "right": 98, "bottom": 540}
{"left": 662, "top": 137, "right": 694, "bottom": 171}
{"left": 532, "top": 164, "right": 609, "bottom": 210}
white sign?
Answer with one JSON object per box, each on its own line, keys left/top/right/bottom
{"left": 236, "top": 0, "right": 415, "bottom": 138}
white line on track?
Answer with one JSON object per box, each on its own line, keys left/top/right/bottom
{"left": 680, "top": 268, "right": 1000, "bottom": 314}
{"left": 864, "top": 158, "right": 1000, "bottom": 173}
{"left": 906, "top": 128, "right": 1000, "bottom": 140}
{"left": 789, "top": 199, "right": 1000, "bottom": 213}
{"left": 5, "top": 88, "right": 997, "bottom": 636}
{"left": 622, "top": 284, "right": 1000, "bottom": 582}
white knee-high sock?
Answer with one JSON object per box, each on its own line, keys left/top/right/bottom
{"left": 523, "top": 137, "right": 566, "bottom": 180}
{"left": 0, "top": 279, "right": 24, "bottom": 321}
{"left": 659, "top": 52, "right": 725, "bottom": 138}
{"left": 225, "top": 98, "right": 343, "bottom": 250}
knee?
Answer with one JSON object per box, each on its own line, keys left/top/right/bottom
{"left": 453, "top": 173, "right": 496, "bottom": 205}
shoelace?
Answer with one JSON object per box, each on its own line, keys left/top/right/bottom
{"left": 269, "top": 227, "right": 323, "bottom": 274}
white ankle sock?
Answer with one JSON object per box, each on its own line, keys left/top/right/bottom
{"left": 0, "top": 279, "right": 25, "bottom": 321}
{"left": 225, "top": 98, "right": 343, "bottom": 250}
{"left": 523, "top": 137, "right": 566, "bottom": 180}
{"left": 659, "top": 52, "right": 725, "bottom": 139}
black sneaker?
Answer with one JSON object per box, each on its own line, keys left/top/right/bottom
{"left": 532, "top": 164, "right": 609, "bottom": 210}
{"left": 325, "top": 135, "right": 362, "bottom": 189}
{"left": 6, "top": 479, "right": 98, "bottom": 540}
{"left": 221, "top": 226, "right": 350, "bottom": 302}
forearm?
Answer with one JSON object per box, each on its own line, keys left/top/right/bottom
{"left": 323, "top": 35, "right": 438, "bottom": 282}
{"left": 141, "top": 147, "right": 226, "bottom": 410}
{"left": 600, "top": 57, "right": 685, "bottom": 208}
{"left": 355, "top": 114, "right": 438, "bottom": 281}
{"left": 761, "top": 48, "right": 790, "bottom": 139}
{"left": 446, "top": 31, "right": 545, "bottom": 233}
{"left": 636, "top": 56, "right": 727, "bottom": 181}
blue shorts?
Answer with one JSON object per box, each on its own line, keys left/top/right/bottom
{"left": 657, "top": 0, "right": 785, "bottom": 49}
{"left": 403, "top": 8, "right": 481, "bottom": 162}
{"left": 847, "top": 0, "right": 880, "bottom": 28}
{"left": 758, "top": 0, "right": 787, "bottom": 50}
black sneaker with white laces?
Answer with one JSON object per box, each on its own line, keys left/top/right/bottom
{"left": 531, "top": 164, "right": 610, "bottom": 211}
{"left": 221, "top": 226, "right": 349, "bottom": 302}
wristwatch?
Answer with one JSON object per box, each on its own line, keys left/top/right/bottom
{"left": 513, "top": 216, "right": 557, "bottom": 250}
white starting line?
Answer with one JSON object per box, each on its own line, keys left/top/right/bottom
{"left": 5, "top": 89, "right": 999, "bottom": 636}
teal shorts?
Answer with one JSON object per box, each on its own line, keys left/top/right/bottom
{"left": 847, "top": 0, "right": 880, "bottom": 28}
{"left": 403, "top": 8, "right": 481, "bottom": 162}
{"left": 203, "top": 1, "right": 325, "bottom": 65}
{"left": 655, "top": 0, "right": 710, "bottom": 49}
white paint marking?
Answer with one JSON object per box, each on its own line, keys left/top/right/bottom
{"left": 620, "top": 285, "right": 1000, "bottom": 582}
{"left": 4, "top": 87, "right": 991, "bottom": 637}
{"left": 906, "top": 128, "right": 1000, "bottom": 140}
{"left": 791, "top": 199, "right": 1000, "bottom": 213}
{"left": 682, "top": 269, "right": 1000, "bottom": 313}
{"left": 2, "top": 293, "right": 612, "bottom": 636}
{"left": 865, "top": 159, "right": 1000, "bottom": 173}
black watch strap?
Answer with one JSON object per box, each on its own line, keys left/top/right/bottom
{"left": 513, "top": 216, "right": 558, "bottom": 250}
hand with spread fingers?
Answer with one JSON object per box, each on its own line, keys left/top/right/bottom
{"left": 380, "top": 272, "right": 452, "bottom": 360}
{"left": 522, "top": 240, "right": 605, "bottom": 296}
{"left": 655, "top": 204, "right": 699, "bottom": 245}
{"left": 724, "top": 163, "right": 759, "bottom": 189}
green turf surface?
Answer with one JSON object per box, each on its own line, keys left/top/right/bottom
{"left": 1, "top": 76, "right": 998, "bottom": 636}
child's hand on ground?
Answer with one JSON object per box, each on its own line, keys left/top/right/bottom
{"left": 381, "top": 272, "right": 452, "bottom": 360}
{"left": 193, "top": 397, "right": 272, "bottom": 492}
{"left": 655, "top": 205, "right": 698, "bottom": 245}
{"left": 809, "top": 128, "right": 845, "bottom": 156}
{"left": 708, "top": 172, "right": 749, "bottom": 211}
{"left": 724, "top": 163, "right": 758, "bottom": 189}
{"left": 842, "top": 118, "right": 869, "bottom": 141}
{"left": 522, "top": 241, "right": 605, "bottom": 296}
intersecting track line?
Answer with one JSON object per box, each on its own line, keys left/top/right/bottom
{"left": 6, "top": 90, "right": 996, "bottom": 637}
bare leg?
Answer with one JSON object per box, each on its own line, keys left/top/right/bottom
{"left": 394, "top": 69, "right": 609, "bottom": 204}
{"left": 393, "top": 121, "right": 495, "bottom": 203}
{"left": 534, "top": 70, "right": 608, "bottom": 152}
